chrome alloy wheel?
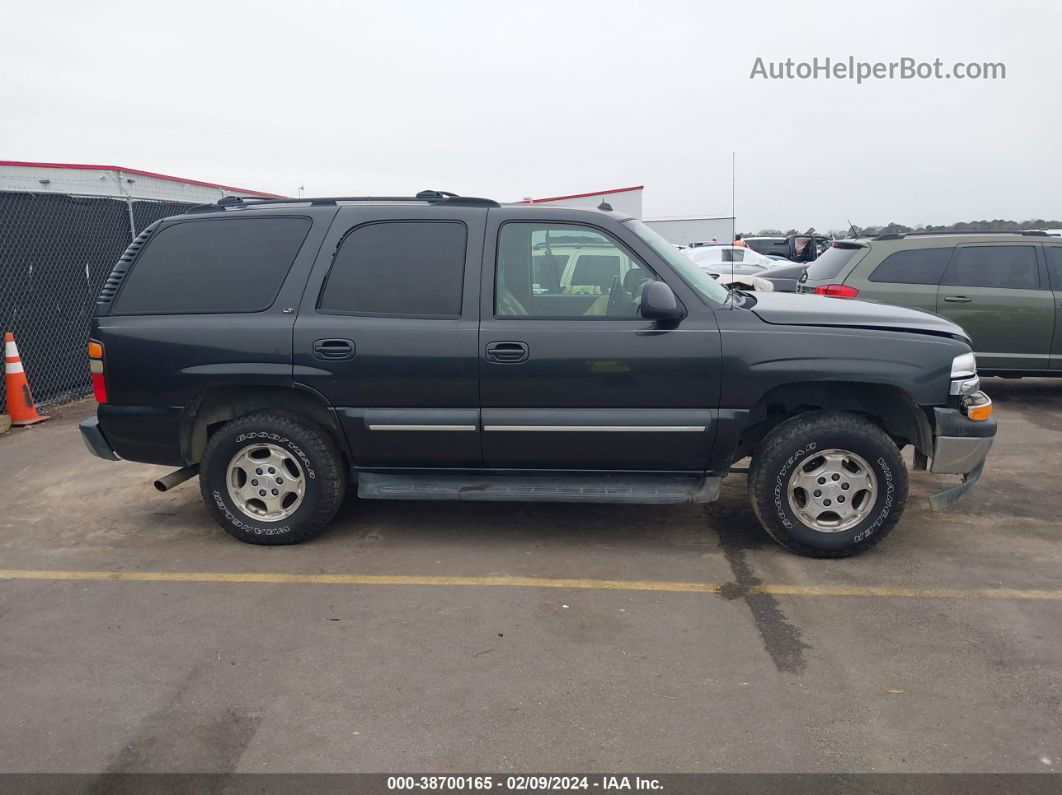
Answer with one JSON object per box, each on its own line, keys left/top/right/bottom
{"left": 226, "top": 442, "right": 306, "bottom": 522}
{"left": 786, "top": 448, "right": 877, "bottom": 533}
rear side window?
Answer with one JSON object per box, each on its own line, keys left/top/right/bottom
{"left": 868, "top": 247, "right": 953, "bottom": 285}
{"left": 942, "top": 246, "right": 1040, "bottom": 289}
{"left": 319, "top": 221, "right": 466, "bottom": 317}
{"left": 114, "top": 218, "right": 310, "bottom": 314}
{"left": 805, "top": 244, "right": 863, "bottom": 280}
{"left": 1045, "top": 246, "right": 1062, "bottom": 289}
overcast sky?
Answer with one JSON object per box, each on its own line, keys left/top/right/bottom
{"left": 2, "top": 0, "right": 1059, "bottom": 231}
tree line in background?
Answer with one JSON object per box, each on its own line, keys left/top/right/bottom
{"left": 748, "top": 219, "right": 1062, "bottom": 239}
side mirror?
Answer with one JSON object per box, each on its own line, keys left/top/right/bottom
{"left": 640, "top": 281, "right": 686, "bottom": 323}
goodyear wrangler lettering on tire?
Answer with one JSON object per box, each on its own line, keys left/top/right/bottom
{"left": 234, "top": 432, "right": 316, "bottom": 479}
{"left": 851, "top": 457, "right": 896, "bottom": 543}
{"left": 773, "top": 443, "right": 816, "bottom": 529}
{"left": 749, "top": 411, "right": 908, "bottom": 558}
{"left": 212, "top": 491, "right": 291, "bottom": 535}
{"left": 201, "top": 411, "right": 345, "bottom": 546}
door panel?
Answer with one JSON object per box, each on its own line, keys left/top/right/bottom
{"left": 480, "top": 407, "right": 714, "bottom": 470}
{"left": 293, "top": 206, "right": 485, "bottom": 468}
{"left": 859, "top": 281, "right": 941, "bottom": 312}
{"left": 935, "top": 244, "right": 1054, "bottom": 371}
{"left": 479, "top": 212, "right": 722, "bottom": 471}
{"left": 1044, "top": 244, "right": 1062, "bottom": 370}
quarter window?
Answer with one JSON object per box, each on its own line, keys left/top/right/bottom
{"left": 496, "top": 224, "right": 653, "bottom": 319}
{"left": 941, "top": 246, "right": 1039, "bottom": 289}
{"left": 1045, "top": 246, "right": 1062, "bottom": 290}
{"left": 114, "top": 218, "right": 310, "bottom": 314}
{"left": 805, "top": 244, "right": 864, "bottom": 280}
{"left": 868, "top": 248, "right": 953, "bottom": 285}
{"left": 320, "top": 221, "right": 466, "bottom": 317}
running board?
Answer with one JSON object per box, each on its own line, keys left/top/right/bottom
{"left": 357, "top": 473, "right": 721, "bottom": 505}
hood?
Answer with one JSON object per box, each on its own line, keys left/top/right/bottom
{"left": 749, "top": 292, "right": 969, "bottom": 341}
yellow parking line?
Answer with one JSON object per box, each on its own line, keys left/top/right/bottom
{"left": 0, "top": 568, "right": 1060, "bottom": 600}
{"left": 0, "top": 569, "right": 720, "bottom": 593}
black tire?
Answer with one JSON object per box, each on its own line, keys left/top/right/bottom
{"left": 199, "top": 410, "right": 346, "bottom": 545}
{"left": 748, "top": 410, "right": 908, "bottom": 558}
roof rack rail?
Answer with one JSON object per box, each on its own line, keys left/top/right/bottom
{"left": 873, "top": 229, "right": 1051, "bottom": 241}
{"left": 187, "top": 191, "right": 499, "bottom": 214}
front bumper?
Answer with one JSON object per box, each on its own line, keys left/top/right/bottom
{"left": 928, "top": 402, "right": 996, "bottom": 510}
{"left": 79, "top": 416, "right": 120, "bottom": 461}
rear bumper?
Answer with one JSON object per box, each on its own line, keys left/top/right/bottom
{"left": 928, "top": 403, "right": 996, "bottom": 510}
{"left": 79, "top": 417, "right": 120, "bottom": 461}
{"left": 95, "top": 404, "right": 185, "bottom": 466}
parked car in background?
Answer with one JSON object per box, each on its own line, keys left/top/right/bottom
{"left": 744, "top": 236, "right": 789, "bottom": 258}
{"left": 746, "top": 234, "right": 829, "bottom": 263}
{"left": 682, "top": 247, "right": 776, "bottom": 290}
{"left": 715, "top": 273, "right": 774, "bottom": 292}
{"left": 684, "top": 244, "right": 778, "bottom": 277}
{"left": 798, "top": 231, "right": 1062, "bottom": 375}
{"left": 530, "top": 236, "right": 641, "bottom": 298}
{"left": 760, "top": 261, "right": 808, "bottom": 292}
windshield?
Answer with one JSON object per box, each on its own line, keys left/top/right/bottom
{"left": 624, "top": 220, "right": 730, "bottom": 304}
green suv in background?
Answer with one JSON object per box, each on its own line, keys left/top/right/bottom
{"left": 798, "top": 231, "right": 1062, "bottom": 375}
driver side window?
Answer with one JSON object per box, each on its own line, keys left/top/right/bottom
{"left": 496, "top": 223, "right": 654, "bottom": 319}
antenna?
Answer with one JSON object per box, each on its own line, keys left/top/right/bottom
{"left": 731, "top": 152, "right": 736, "bottom": 301}
{"left": 847, "top": 219, "right": 858, "bottom": 238}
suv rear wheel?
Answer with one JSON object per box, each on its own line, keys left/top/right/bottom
{"left": 748, "top": 411, "right": 908, "bottom": 557}
{"left": 199, "top": 410, "right": 346, "bottom": 545}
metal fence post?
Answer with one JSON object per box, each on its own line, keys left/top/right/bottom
{"left": 116, "top": 170, "right": 137, "bottom": 239}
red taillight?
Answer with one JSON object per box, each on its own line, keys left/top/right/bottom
{"left": 91, "top": 372, "right": 108, "bottom": 403}
{"left": 813, "top": 284, "right": 860, "bottom": 298}
{"left": 88, "top": 340, "right": 108, "bottom": 403}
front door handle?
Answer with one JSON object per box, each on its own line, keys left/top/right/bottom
{"left": 312, "top": 338, "right": 356, "bottom": 360}
{"left": 943, "top": 295, "right": 973, "bottom": 303}
{"left": 485, "top": 341, "right": 529, "bottom": 364}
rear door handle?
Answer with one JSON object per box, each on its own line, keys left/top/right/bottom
{"left": 485, "top": 341, "right": 529, "bottom": 364}
{"left": 312, "top": 338, "right": 356, "bottom": 360}
{"left": 943, "top": 295, "right": 972, "bottom": 303}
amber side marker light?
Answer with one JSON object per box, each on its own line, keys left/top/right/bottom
{"left": 87, "top": 340, "right": 107, "bottom": 403}
{"left": 965, "top": 397, "right": 993, "bottom": 421}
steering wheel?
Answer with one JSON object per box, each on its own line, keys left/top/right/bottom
{"left": 606, "top": 275, "right": 636, "bottom": 316}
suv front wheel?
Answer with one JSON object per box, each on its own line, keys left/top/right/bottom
{"left": 748, "top": 411, "right": 908, "bottom": 557}
{"left": 199, "top": 410, "right": 347, "bottom": 545}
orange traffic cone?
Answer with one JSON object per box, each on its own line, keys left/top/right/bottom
{"left": 4, "top": 332, "right": 49, "bottom": 426}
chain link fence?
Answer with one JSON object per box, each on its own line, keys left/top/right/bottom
{"left": 0, "top": 191, "right": 196, "bottom": 409}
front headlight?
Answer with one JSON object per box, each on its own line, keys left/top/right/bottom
{"left": 950, "top": 352, "right": 979, "bottom": 395}
{"left": 951, "top": 352, "right": 977, "bottom": 379}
